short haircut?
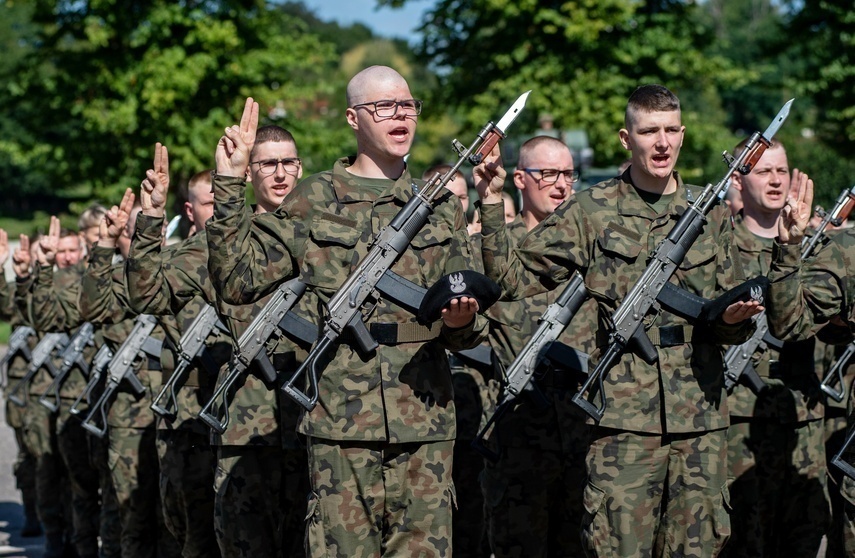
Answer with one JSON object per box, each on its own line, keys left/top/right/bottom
{"left": 59, "top": 228, "right": 79, "bottom": 239}
{"left": 517, "top": 135, "right": 570, "bottom": 169}
{"left": 185, "top": 170, "right": 214, "bottom": 202}
{"left": 625, "top": 85, "right": 680, "bottom": 128}
{"left": 422, "top": 163, "right": 463, "bottom": 182}
{"left": 251, "top": 126, "right": 297, "bottom": 159}
{"left": 78, "top": 203, "right": 107, "bottom": 230}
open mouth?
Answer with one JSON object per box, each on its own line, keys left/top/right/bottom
{"left": 652, "top": 154, "right": 670, "bottom": 166}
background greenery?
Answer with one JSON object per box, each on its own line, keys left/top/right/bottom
{"left": 0, "top": 0, "right": 852, "bottom": 230}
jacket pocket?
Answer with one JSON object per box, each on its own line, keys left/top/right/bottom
{"left": 301, "top": 213, "right": 361, "bottom": 290}
{"left": 581, "top": 481, "right": 613, "bottom": 557}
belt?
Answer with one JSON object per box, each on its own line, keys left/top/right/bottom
{"left": 647, "top": 325, "right": 693, "bottom": 347}
{"left": 368, "top": 322, "right": 442, "bottom": 345}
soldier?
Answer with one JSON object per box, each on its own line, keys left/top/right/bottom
{"left": 473, "top": 135, "right": 595, "bottom": 557}
{"left": 719, "top": 139, "right": 830, "bottom": 557}
{"left": 0, "top": 229, "right": 41, "bottom": 539}
{"left": 475, "top": 84, "right": 762, "bottom": 557}
{"left": 127, "top": 132, "right": 309, "bottom": 557}
{"left": 765, "top": 175, "right": 855, "bottom": 554}
{"left": 206, "top": 66, "right": 485, "bottom": 556}
{"left": 78, "top": 203, "right": 108, "bottom": 251}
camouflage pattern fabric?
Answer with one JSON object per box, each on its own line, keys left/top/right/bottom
{"left": 156, "top": 428, "right": 220, "bottom": 558}
{"left": 721, "top": 419, "right": 830, "bottom": 557}
{"left": 108, "top": 425, "right": 181, "bottom": 558}
{"left": 305, "top": 438, "right": 454, "bottom": 558}
{"left": 476, "top": 216, "right": 595, "bottom": 558}
{"left": 4, "top": 349, "right": 38, "bottom": 526}
{"left": 582, "top": 428, "right": 730, "bottom": 557}
{"left": 90, "top": 433, "right": 122, "bottom": 558}
{"left": 767, "top": 227, "right": 855, "bottom": 343}
{"left": 57, "top": 406, "right": 101, "bottom": 557}
{"left": 213, "top": 445, "right": 308, "bottom": 558}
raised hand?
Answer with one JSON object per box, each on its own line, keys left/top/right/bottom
{"left": 12, "top": 234, "right": 31, "bottom": 278}
{"left": 38, "top": 216, "right": 62, "bottom": 266}
{"left": 473, "top": 144, "right": 507, "bottom": 205}
{"left": 140, "top": 143, "right": 170, "bottom": 217}
{"left": 215, "top": 97, "right": 259, "bottom": 178}
{"left": 722, "top": 299, "right": 764, "bottom": 325}
{"left": 0, "top": 229, "right": 8, "bottom": 266}
{"left": 441, "top": 296, "right": 480, "bottom": 329}
{"left": 99, "top": 189, "right": 136, "bottom": 248}
{"left": 778, "top": 168, "right": 814, "bottom": 244}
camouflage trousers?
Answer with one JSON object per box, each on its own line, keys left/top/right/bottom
{"left": 213, "top": 444, "right": 308, "bottom": 558}
{"left": 482, "top": 441, "right": 589, "bottom": 557}
{"left": 155, "top": 428, "right": 220, "bottom": 558}
{"left": 582, "top": 427, "right": 730, "bottom": 558}
{"left": 452, "top": 442, "right": 489, "bottom": 558}
{"left": 306, "top": 438, "right": 455, "bottom": 558}
{"left": 6, "top": 400, "right": 38, "bottom": 522}
{"left": 108, "top": 425, "right": 181, "bottom": 558}
{"left": 21, "top": 396, "right": 72, "bottom": 539}
{"left": 57, "top": 409, "right": 102, "bottom": 557}
{"left": 90, "top": 432, "right": 122, "bottom": 558}
{"left": 720, "top": 418, "right": 830, "bottom": 558}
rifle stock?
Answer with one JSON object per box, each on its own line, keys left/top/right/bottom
{"left": 472, "top": 272, "right": 587, "bottom": 461}
{"left": 79, "top": 315, "right": 158, "bottom": 438}
{"left": 198, "top": 279, "right": 306, "bottom": 433}
{"left": 39, "top": 322, "right": 95, "bottom": 412}
{"left": 281, "top": 92, "right": 531, "bottom": 412}
{"left": 571, "top": 100, "right": 794, "bottom": 422}
{"left": 821, "top": 342, "right": 855, "bottom": 403}
{"left": 69, "top": 344, "right": 113, "bottom": 417}
{"left": 151, "top": 304, "right": 226, "bottom": 421}
{"left": 0, "top": 326, "right": 36, "bottom": 388}
{"left": 7, "top": 332, "right": 69, "bottom": 407}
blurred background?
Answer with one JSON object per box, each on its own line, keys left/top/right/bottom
{"left": 0, "top": 0, "right": 851, "bottom": 235}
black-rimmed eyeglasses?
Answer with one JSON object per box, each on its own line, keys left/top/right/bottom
{"left": 351, "top": 99, "right": 423, "bottom": 118}
{"left": 522, "top": 168, "right": 581, "bottom": 187}
{"left": 250, "top": 158, "right": 302, "bottom": 176}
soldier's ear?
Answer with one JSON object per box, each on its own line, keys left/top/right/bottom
{"left": 346, "top": 107, "right": 359, "bottom": 132}
{"left": 619, "top": 128, "right": 631, "bottom": 150}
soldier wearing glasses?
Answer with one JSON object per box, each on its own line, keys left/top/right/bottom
{"left": 474, "top": 135, "right": 596, "bottom": 557}
{"left": 206, "top": 66, "right": 485, "bottom": 557}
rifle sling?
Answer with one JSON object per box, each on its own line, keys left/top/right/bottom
{"left": 597, "top": 325, "right": 694, "bottom": 349}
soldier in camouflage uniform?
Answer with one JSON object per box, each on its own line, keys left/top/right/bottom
{"left": 127, "top": 130, "right": 309, "bottom": 557}
{"left": 32, "top": 221, "right": 109, "bottom": 558}
{"left": 206, "top": 66, "right": 486, "bottom": 557}
{"left": 719, "top": 139, "right": 830, "bottom": 558}
{"left": 476, "top": 85, "right": 762, "bottom": 557}
{"left": 10, "top": 232, "right": 76, "bottom": 558}
{"left": 472, "top": 136, "right": 595, "bottom": 558}
{"left": 765, "top": 179, "right": 855, "bottom": 556}
{"left": 0, "top": 229, "right": 41, "bottom": 539}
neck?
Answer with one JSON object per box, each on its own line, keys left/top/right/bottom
{"left": 630, "top": 166, "right": 677, "bottom": 195}
{"left": 347, "top": 152, "right": 406, "bottom": 179}
{"left": 742, "top": 210, "right": 780, "bottom": 238}
{"left": 521, "top": 210, "right": 540, "bottom": 232}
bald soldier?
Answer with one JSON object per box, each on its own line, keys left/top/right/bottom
{"left": 206, "top": 65, "right": 486, "bottom": 557}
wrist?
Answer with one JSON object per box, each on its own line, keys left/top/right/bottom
{"left": 141, "top": 207, "right": 165, "bottom": 219}
{"left": 98, "top": 238, "right": 118, "bottom": 249}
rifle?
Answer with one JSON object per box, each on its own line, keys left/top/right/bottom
{"left": 572, "top": 99, "right": 794, "bottom": 422}
{"left": 7, "top": 332, "right": 70, "bottom": 407}
{"left": 281, "top": 90, "right": 532, "bottom": 412}
{"left": 38, "top": 322, "right": 95, "bottom": 412}
{"left": 68, "top": 344, "right": 113, "bottom": 417}
{"left": 724, "top": 185, "right": 855, "bottom": 396}
{"left": 0, "top": 326, "right": 36, "bottom": 388}
{"left": 198, "top": 278, "right": 311, "bottom": 433}
{"left": 151, "top": 304, "right": 228, "bottom": 421}
{"left": 79, "top": 315, "right": 160, "bottom": 438}
{"left": 472, "top": 271, "right": 588, "bottom": 461}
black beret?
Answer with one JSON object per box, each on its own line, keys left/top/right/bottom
{"left": 700, "top": 276, "right": 770, "bottom": 323}
{"left": 417, "top": 270, "right": 501, "bottom": 325}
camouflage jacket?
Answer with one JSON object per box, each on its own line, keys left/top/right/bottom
{"left": 77, "top": 246, "right": 176, "bottom": 429}
{"left": 1, "top": 275, "right": 39, "bottom": 384}
{"left": 728, "top": 215, "right": 822, "bottom": 422}
{"left": 127, "top": 215, "right": 306, "bottom": 448}
{"left": 768, "top": 228, "right": 855, "bottom": 345}
{"left": 480, "top": 170, "right": 753, "bottom": 435}
{"left": 30, "top": 261, "right": 95, "bottom": 399}
{"left": 484, "top": 214, "right": 597, "bottom": 450}
{"left": 206, "top": 158, "right": 487, "bottom": 443}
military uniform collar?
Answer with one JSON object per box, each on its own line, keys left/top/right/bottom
{"left": 616, "top": 169, "right": 691, "bottom": 220}
{"left": 331, "top": 157, "right": 418, "bottom": 204}
{"left": 733, "top": 212, "right": 774, "bottom": 254}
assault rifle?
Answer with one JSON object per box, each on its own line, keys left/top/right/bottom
{"left": 472, "top": 271, "right": 588, "bottom": 461}
{"left": 725, "top": 185, "right": 855, "bottom": 396}
{"left": 39, "top": 322, "right": 95, "bottom": 412}
{"left": 0, "top": 326, "right": 36, "bottom": 387}
{"left": 572, "top": 99, "right": 794, "bottom": 421}
{"left": 80, "top": 315, "right": 161, "bottom": 437}
{"left": 7, "top": 332, "right": 70, "bottom": 407}
{"left": 68, "top": 344, "right": 113, "bottom": 416}
{"left": 199, "top": 278, "right": 314, "bottom": 433}
{"left": 281, "top": 90, "right": 531, "bottom": 412}
{"left": 151, "top": 304, "right": 228, "bottom": 421}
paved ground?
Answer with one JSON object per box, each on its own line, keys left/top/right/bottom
{"left": 0, "top": 376, "right": 45, "bottom": 558}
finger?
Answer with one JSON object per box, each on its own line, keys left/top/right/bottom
{"left": 0, "top": 229, "right": 7, "bottom": 245}
{"left": 120, "top": 188, "right": 135, "bottom": 214}
{"left": 20, "top": 234, "right": 29, "bottom": 252}
{"left": 154, "top": 142, "right": 162, "bottom": 171}
{"left": 804, "top": 178, "right": 814, "bottom": 213}
{"left": 161, "top": 144, "right": 169, "bottom": 174}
